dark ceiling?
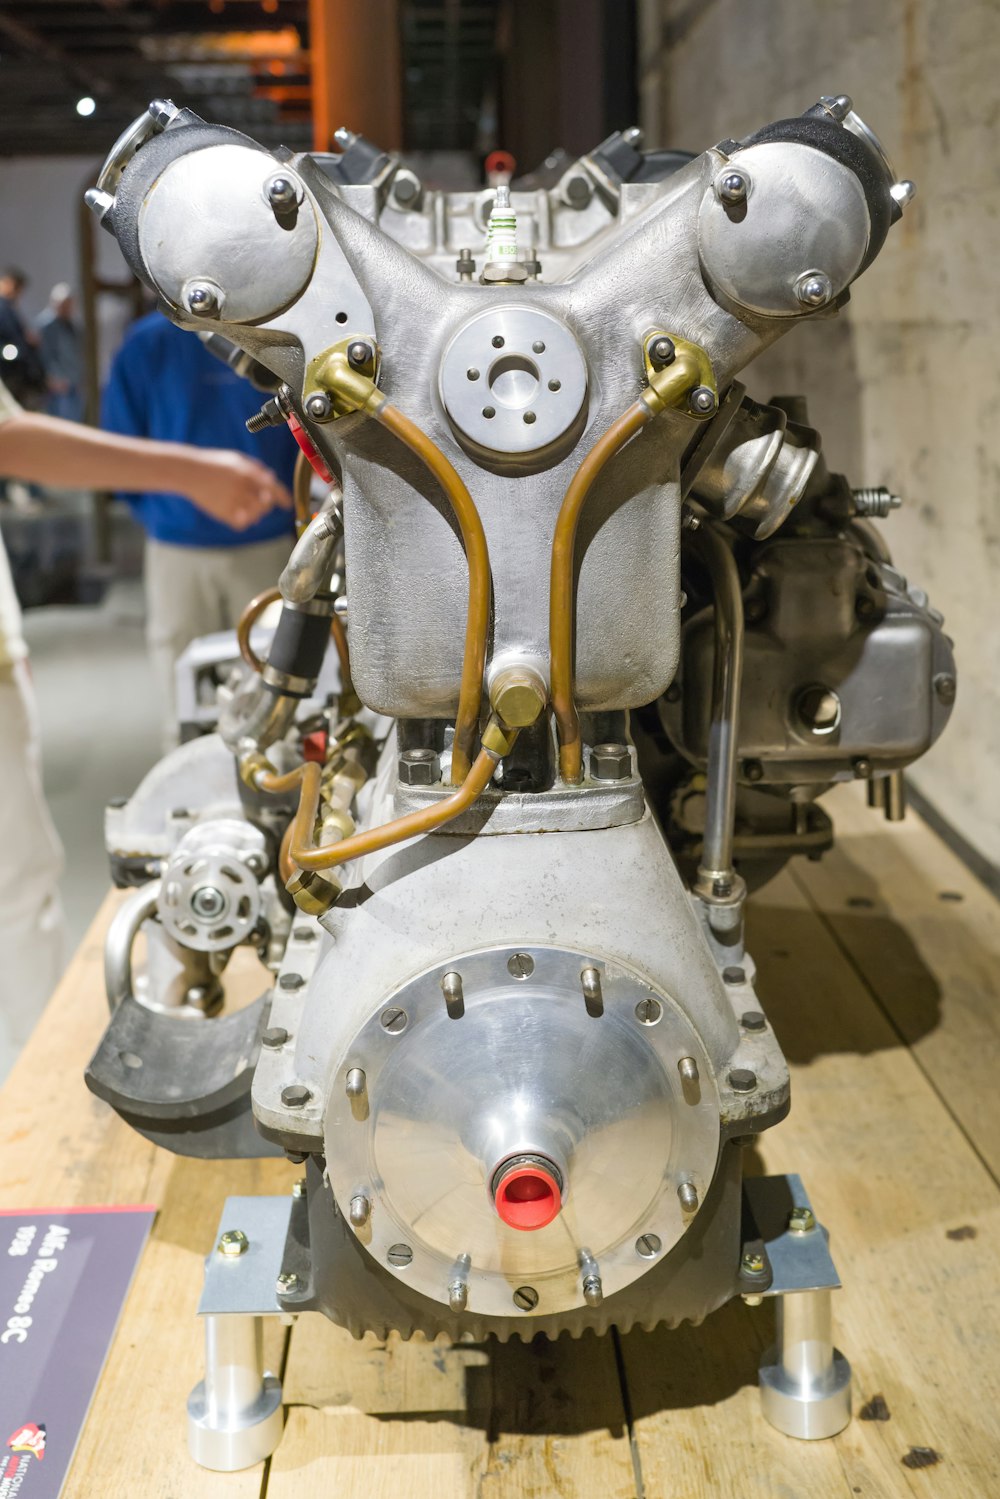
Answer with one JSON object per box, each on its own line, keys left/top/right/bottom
{"left": 0, "top": 0, "right": 313, "bottom": 157}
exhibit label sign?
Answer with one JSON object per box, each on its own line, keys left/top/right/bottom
{"left": 0, "top": 1205, "right": 155, "bottom": 1498}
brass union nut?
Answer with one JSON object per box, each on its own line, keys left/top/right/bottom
{"left": 286, "top": 867, "right": 342, "bottom": 916}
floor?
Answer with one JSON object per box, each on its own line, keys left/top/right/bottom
{"left": 23, "top": 579, "right": 160, "bottom": 947}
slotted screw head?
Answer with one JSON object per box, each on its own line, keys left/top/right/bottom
{"left": 218, "top": 1229, "right": 249, "bottom": 1257}
{"left": 513, "top": 1285, "right": 539, "bottom": 1311}
{"left": 387, "top": 1243, "right": 413, "bottom": 1267}
{"left": 380, "top": 1008, "right": 408, "bottom": 1034}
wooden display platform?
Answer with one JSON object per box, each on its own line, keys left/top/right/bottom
{"left": 0, "top": 785, "right": 997, "bottom": 1497}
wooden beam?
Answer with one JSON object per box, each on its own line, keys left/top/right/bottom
{"left": 308, "top": 0, "right": 403, "bottom": 153}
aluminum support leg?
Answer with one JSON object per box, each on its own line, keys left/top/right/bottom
{"left": 187, "top": 1312, "right": 283, "bottom": 1471}
{"left": 759, "top": 1287, "right": 851, "bottom": 1440}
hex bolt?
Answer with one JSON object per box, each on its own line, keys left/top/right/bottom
{"left": 742, "top": 1248, "right": 765, "bottom": 1274}
{"left": 281, "top": 1083, "right": 312, "bottom": 1108}
{"left": 293, "top": 926, "right": 317, "bottom": 942}
{"left": 853, "top": 757, "right": 873, "bottom": 780}
{"left": 291, "top": 1178, "right": 307, "bottom": 1199}
{"left": 582, "top": 1273, "right": 604, "bottom": 1306}
{"left": 387, "top": 1243, "right": 413, "bottom": 1268}
{"left": 279, "top": 972, "right": 305, "bottom": 991}
{"left": 677, "top": 1056, "right": 699, "bottom": 1084}
{"left": 677, "top": 1181, "right": 700, "bottom": 1213}
{"left": 186, "top": 282, "right": 220, "bottom": 318}
{"left": 261, "top": 1026, "right": 288, "bottom": 1049}
{"left": 448, "top": 1280, "right": 469, "bottom": 1313}
{"left": 334, "top": 125, "right": 355, "bottom": 149}
{"left": 380, "top": 1008, "right": 408, "bottom": 1034}
{"left": 717, "top": 169, "right": 749, "bottom": 204}
{"left": 688, "top": 385, "right": 717, "bottom": 416}
{"left": 218, "top": 1229, "right": 249, "bottom": 1257}
{"left": 266, "top": 174, "right": 299, "bottom": 211}
{"left": 347, "top": 340, "right": 374, "bottom": 369}
{"left": 795, "top": 270, "right": 834, "bottom": 308}
{"left": 728, "top": 1068, "right": 757, "bottom": 1093}
{"left": 513, "top": 1285, "right": 539, "bottom": 1311}
{"left": 788, "top": 1206, "right": 817, "bottom": 1234}
{"left": 349, "top": 1194, "right": 371, "bottom": 1227}
{"left": 590, "top": 743, "right": 631, "bottom": 781}
{"left": 276, "top": 1271, "right": 299, "bottom": 1292}
{"left": 305, "top": 392, "right": 332, "bottom": 421}
{"left": 635, "top": 996, "right": 663, "bottom": 1026}
{"left": 934, "top": 672, "right": 957, "bottom": 705}
{"left": 648, "top": 335, "right": 676, "bottom": 368}
{"left": 741, "top": 1011, "right": 767, "bottom": 1032}
{"left": 393, "top": 173, "right": 419, "bottom": 206}
{"left": 191, "top": 884, "right": 226, "bottom": 919}
{"left": 723, "top": 966, "right": 747, "bottom": 985}
{"left": 397, "top": 747, "right": 441, "bottom": 786}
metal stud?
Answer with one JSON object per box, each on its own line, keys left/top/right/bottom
{"left": 441, "top": 971, "right": 465, "bottom": 1019}
{"left": 345, "top": 1067, "right": 368, "bottom": 1121}
{"left": 678, "top": 1181, "right": 699, "bottom": 1213}
{"left": 581, "top": 967, "right": 603, "bottom": 1015}
{"left": 349, "top": 1194, "right": 371, "bottom": 1227}
{"left": 677, "top": 1056, "right": 699, "bottom": 1084}
{"left": 582, "top": 1273, "right": 603, "bottom": 1306}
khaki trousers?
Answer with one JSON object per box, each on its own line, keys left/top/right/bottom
{"left": 144, "top": 535, "right": 293, "bottom": 740}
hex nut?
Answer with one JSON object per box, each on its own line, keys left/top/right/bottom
{"left": 218, "top": 1229, "right": 249, "bottom": 1257}
{"left": 397, "top": 748, "right": 441, "bottom": 786}
{"left": 286, "top": 867, "right": 342, "bottom": 916}
{"left": 788, "top": 1206, "right": 816, "bottom": 1234}
{"left": 590, "top": 743, "right": 631, "bottom": 781}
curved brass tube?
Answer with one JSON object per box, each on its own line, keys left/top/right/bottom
{"left": 293, "top": 448, "right": 313, "bottom": 530}
{"left": 549, "top": 401, "right": 652, "bottom": 783}
{"left": 372, "top": 401, "right": 491, "bottom": 784}
{"left": 330, "top": 613, "right": 354, "bottom": 701}
{"left": 260, "top": 741, "right": 505, "bottom": 875}
{"left": 236, "top": 585, "right": 282, "bottom": 674}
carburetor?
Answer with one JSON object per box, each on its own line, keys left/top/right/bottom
{"left": 84, "top": 91, "right": 953, "bottom": 1451}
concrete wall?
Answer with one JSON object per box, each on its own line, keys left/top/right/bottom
{"left": 638, "top": 0, "right": 1000, "bottom": 868}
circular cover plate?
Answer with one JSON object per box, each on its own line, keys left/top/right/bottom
{"left": 439, "top": 306, "right": 588, "bottom": 456}
{"left": 324, "top": 945, "right": 720, "bottom": 1318}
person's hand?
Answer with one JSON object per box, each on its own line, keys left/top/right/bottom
{"left": 179, "top": 449, "right": 293, "bottom": 531}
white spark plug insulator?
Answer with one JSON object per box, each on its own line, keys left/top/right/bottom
{"left": 486, "top": 184, "right": 519, "bottom": 263}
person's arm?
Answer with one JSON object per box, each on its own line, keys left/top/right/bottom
{"left": 0, "top": 410, "right": 292, "bottom": 531}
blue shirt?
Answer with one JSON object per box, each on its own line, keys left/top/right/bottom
{"left": 101, "top": 312, "right": 297, "bottom": 549}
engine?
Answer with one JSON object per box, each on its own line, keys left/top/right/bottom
{"left": 84, "top": 93, "right": 954, "bottom": 1345}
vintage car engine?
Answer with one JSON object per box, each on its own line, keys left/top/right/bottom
{"left": 83, "top": 92, "right": 954, "bottom": 1443}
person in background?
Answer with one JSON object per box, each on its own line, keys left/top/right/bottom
{"left": 37, "top": 282, "right": 83, "bottom": 422}
{"left": 102, "top": 311, "right": 298, "bottom": 735}
{"left": 0, "top": 267, "right": 45, "bottom": 406}
{"left": 0, "top": 376, "right": 293, "bottom": 1082}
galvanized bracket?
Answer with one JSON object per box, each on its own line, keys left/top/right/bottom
{"left": 197, "top": 1194, "right": 294, "bottom": 1317}
{"left": 742, "top": 1172, "right": 841, "bottom": 1296}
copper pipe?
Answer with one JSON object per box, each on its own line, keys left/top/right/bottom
{"left": 293, "top": 449, "right": 313, "bottom": 531}
{"left": 373, "top": 401, "right": 490, "bottom": 784}
{"left": 236, "top": 585, "right": 282, "bottom": 674}
{"left": 278, "top": 817, "right": 295, "bottom": 885}
{"left": 330, "top": 613, "right": 354, "bottom": 700}
{"left": 258, "top": 742, "right": 504, "bottom": 874}
{"left": 549, "top": 401, "right": 651, "bottom": 783}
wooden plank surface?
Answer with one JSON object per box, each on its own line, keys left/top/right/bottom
{"left": 0, "top": 791, "right": 997, "bottom": 1497}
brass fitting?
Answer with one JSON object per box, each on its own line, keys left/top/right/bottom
{"left": 239, "top": 748, "right": 276, "bottom": 791}
{"left": 489, "top": 665, "right": 548, "bottom": 729}
{"left": 304, "top": 337, "right": 384, "bottom": 420}
{"left": 480, "top": 715, "right": 519, "bottom": 759}
{"left": 641, "top": 332, "right": 717, "bottom": 418}
{"left": 286, "top": 866, "right": 342, "bottom": 916}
